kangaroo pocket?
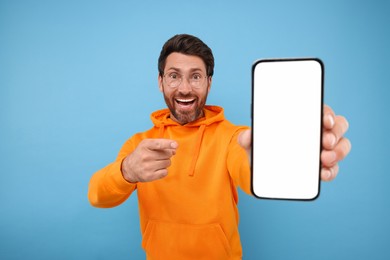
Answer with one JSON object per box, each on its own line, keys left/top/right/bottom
{"left": 142, "top": 220, "right": 233, "bottom": 260}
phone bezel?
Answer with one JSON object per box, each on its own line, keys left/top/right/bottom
{"left": 250, "top": 58, "right": 324, "bottom": 201}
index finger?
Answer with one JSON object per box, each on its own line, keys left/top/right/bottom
{"left": 323, "top": 104, "right": 336, "bottom": 130}
{"left": 147, "top": 139, "right": 178, "bottom": 151}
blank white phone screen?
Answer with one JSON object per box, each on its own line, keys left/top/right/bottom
{"left": 252, "top": 59, "right": 323, "bottom": 200}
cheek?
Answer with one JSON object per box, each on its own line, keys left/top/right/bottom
{"left": 199, "top": 89, "right": 209, "bottom": 99}
{"left": 162, "top": 89, "right": 175, "bottom": 101}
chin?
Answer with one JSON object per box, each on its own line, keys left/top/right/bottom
{"left": 173, "top": 111, "right": 197, "bottom": 125}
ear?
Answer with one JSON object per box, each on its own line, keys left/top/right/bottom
{"left": 158, "top": 74, "right": 163, "bottom": 92}
{"left": 207, "top": 76, "right": 212, "bottom": 93}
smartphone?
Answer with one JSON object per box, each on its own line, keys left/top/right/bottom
{"left": 251, "top": 58, "right": 324, "bottom": 200}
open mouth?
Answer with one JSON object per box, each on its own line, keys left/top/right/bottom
{"left": 175, "top": 98, "right": 196, "bottom": 107}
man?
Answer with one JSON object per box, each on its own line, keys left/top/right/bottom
{"left": 88, "top": 34, "right": 351, "bottom": 260}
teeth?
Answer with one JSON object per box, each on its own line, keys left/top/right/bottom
{"left": 176, "top": 98, "right": 194, "bottom": 103}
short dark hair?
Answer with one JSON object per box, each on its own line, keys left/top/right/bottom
{"left": 158, "top": 34, "right": 214, "bottom": 77}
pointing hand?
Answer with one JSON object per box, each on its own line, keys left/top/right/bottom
{"left": 121, "top": 139, "right": 178, "bottom": 183}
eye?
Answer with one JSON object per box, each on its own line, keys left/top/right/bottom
{"left": 192, "top": 73, "right": 202, "bottom": 81}
{"left": 168, "top": 72, "right": 180, "bottom": 79}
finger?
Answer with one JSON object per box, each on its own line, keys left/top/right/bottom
{"left": 321, "top": 164, "right": 339, "bottom": 182}
{"left": 152, "top": 159, "right": 172, "bottom": 179}
{"left": 331, "top": 115, "right": 349, "bottom": 144}
{"left": 152, "top": 148, "right": 177, "bottom": 159}
{"left": 322, "top": 130, "right": 337, "bottom": 150}
{"left": 323, "top": 104, "right": 335, "bottom": 130}
{"left": 333, "top": 137, "right": 352, "bottom": 162}
{"left": 141, "top": 168, "right": 169, "bottom": 182}
{"left": 154, "top": 168, "right": 169, "bottom": 180}
{"left": 322, "top": 115, "right": 349, "bottom": 150}
{"left": 321, "top": 150, "right": 337, "bottom": 168}
{"left": 321, "top": 137, "right": 351, "bottom": 167}
{"left": 138, "top": 159, "right": 172, "bottom": 182}
{"left": 146, "top": 139, "right": 178, "bottom": 151}
{"left": 238, "top": 129, "right": 252, "bottom": 150}
{"left": 154, "top": 158, "right": 172, "bottom": 169}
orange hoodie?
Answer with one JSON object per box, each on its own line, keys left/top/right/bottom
{"left": 88, "top": 105, "right": 252, "bottom": 260}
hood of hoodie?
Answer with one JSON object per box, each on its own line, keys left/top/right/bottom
{"left": 150, "top": 105, "right": 225, "bottom": 177}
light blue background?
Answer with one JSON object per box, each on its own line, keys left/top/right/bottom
{"left": 1, "top": 0, "right": 389, "bottom": 259}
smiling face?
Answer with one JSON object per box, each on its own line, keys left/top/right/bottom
{"left": 158, "top": 52, "right": 212, "bottom": 125}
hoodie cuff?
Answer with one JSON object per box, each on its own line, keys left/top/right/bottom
{"left": 106, "top": 159, "right": 137, "bottom": 193}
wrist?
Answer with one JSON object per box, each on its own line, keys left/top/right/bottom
{"left": 121, "top": 156, "right": 138, "bottom": 183}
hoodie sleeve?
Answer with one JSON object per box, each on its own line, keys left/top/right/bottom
{"left": 227, "top": 128, "right": 253, "bottom": 196}
{"left": 88, "top": 136, "right": 140, "bottom": 208}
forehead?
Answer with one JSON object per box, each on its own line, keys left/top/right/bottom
{"left": 164, "top": 52, "right": 206, "bottom": 72}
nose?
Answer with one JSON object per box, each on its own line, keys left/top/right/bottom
{"left": 177, "top": 77, "right": 192, "bottom": 94}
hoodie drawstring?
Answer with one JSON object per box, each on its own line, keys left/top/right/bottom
{"left": 158, "top": 125, "right": 165, "bottom": 138}
{"left": 188, "top": 124, "right": 206, "bottom": 177}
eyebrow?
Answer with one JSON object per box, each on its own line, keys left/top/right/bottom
{"left": 165, "top": 67, "right": 204, "bottom": 73}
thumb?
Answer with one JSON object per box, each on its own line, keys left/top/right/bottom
{"left": 238, "top": 129, "right": 252, "bottom": 150}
